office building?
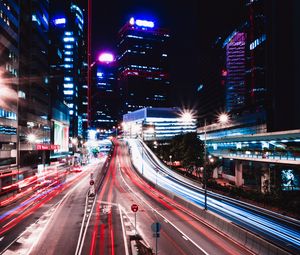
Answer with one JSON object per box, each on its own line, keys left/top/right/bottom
{"left": 18, "top": 0, "right": 51, "bottom": 168}
{"left": 50, "top": 2, "right": 85, "bottom": 139}
{"left": 0, "top": 0, "right": 19, "bottom": 170}
{"left": 117, "top": 17, "right": 171, "bottom": 115}
{"left": 266, "top": 0, "right": 300, "bottom": 132}
{"left": 223, "top": 31, "right": 247, "bottom": 114}
{"left": 123, "top": 107, "right": 197, "bottom": 141}
{"left": 90, "top": 52, "right": 118, "bottom": 130}
{"left": 245, "top": 0, "right": 266, "bottom": 113}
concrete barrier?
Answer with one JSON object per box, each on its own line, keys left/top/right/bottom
{"left": 128, "top": 147, "right": 292, "bottom": 255}
{"left": 149, "top": 174, "right": 292, "bottom": 255}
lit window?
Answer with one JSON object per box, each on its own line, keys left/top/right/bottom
{"left": 65, "top": 51, "right": 73, "bottom": 55}
{"left": 64, "top": 64, "right": 73, "bottom": 68}
{"left": 63, "top": 90, "right": 74, "bottom": 95}
{"left": 63, "top": 37, "right": 75, "bottom": 42}
{"left": 64, "top": 83, "right": 74, "bottom": 88}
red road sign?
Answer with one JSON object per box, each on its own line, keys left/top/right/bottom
{"left": 90, "top": 180, "right": 95, "bottom": 186}
{"left": 131, "top": 204, "right": 138, "bottom": 212}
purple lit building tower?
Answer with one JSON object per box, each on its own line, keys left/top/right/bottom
{"left": 223, "top": 32, "right": 246, "bottom": 113}
{"left": 117, "top": 17, "right": 172, "bottom": 115}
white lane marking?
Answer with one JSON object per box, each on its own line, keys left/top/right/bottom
{"left": 0, "top": 237, "right": 4, "bottom": 242}
{"left": 118, "top": 157, "right": 210, "bottom": 255}
{"left": 76, "top": 191, "right": 97, "bottom": 255}
{"left": 164, "top": 219, "right": 168, "bottom": 223}
{"left": 119, "top": 204, "right": 130, "bottom": 255}
{"left": 26, "top": 173, "right": 90, "bottom": 255}
{"left": 182, "top": 235, "right": 188, "bottom": 241}
{"left": 74, "top": 194, "right": 89, "bottom": 255}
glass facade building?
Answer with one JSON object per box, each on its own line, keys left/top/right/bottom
{"left": 223, "top": 32, "right": 247, "bottom": 113}
{"left": 19, "top": 0, "right": 51, "bottom": 167}
{"left": 50, "top": 2, "right": 86, "bottom": 138}
{"left": 91, "top": 55, "right": 118, "bottom": 130}
{"left": 123, "top": 107, "right": 197, "bottom": 141}
{"left": 117, "top": 17, "right": 171, "bottom": 115}
{"left": 0, "top": 0, "right": 19, "bottom": 168}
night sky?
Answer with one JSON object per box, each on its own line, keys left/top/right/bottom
{"left": 87, "top": 0, "right": 245, "bottom": 107}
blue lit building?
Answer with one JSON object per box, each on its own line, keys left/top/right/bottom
{"left": 123, "top": 108, "right": 197, "bottom": 141}
{"left": 50, "top": 2, "right": 86, "bottom": 139}
{"left": 117, "top": 17, "right": 172, "bottom": 115}
{"left": 0, "top": 0, "right": 19, "bottom": 169}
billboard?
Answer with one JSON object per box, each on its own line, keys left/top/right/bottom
{"left": 54, "top": 121, "right": 69, "bottom": 152}
{"left": 281, "top": 169, "right": 300, "bottom": 191}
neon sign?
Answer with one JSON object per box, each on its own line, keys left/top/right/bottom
{"left": 98, "top": 52, "right": 114, "bottom": 63}
{"left": 129, "top": 17, "right": 154, "bottom": 28}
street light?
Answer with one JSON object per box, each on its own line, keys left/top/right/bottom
{"left": 169, "top": 155, "right": 172, "bottom": 166}
{"left": 203, "top": 112, "right": 230, "bottom": 210}
{"left": 180, "top": 111, "right": 193, "bottom": 123}
{"left": 218, "top": 113, "right": 229, "bottom": 125}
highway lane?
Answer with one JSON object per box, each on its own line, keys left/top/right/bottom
{"left": 85, "top": 139, "right": 253, "bottom": 255}
{"left": 127, "top": 139, "right": 300, "bottom": 254}
{"left": 0, "top": 159, "right": 104, "bottom": 255}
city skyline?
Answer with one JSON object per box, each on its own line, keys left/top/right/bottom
{"left": 0, "top": 1, "right": 300, "bottom": 255}
{"left": 89, "top": 0, "right": 245, "bottom": 105}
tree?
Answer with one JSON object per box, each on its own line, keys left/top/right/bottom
{"left": 170, "top": 133, "right": 204, "bottom": 170}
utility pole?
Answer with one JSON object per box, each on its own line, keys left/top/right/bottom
{"left": 204, "top": 119, "right": 207, "bottom": 210}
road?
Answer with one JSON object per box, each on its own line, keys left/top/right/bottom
{"left": 0, "top": 140, "right": 256, "bottom": 255}
{"left": 81, "top": 140, "right": 253, "bottom": 255}
{"left": 127, "top": 138, "right": 300, "bottom": 255}
{"left": 0, "top": 159, "right": 105, "bottom": 255}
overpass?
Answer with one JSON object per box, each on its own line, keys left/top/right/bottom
{"left": 197, "top": 128, "right": 300, "bottom": 192}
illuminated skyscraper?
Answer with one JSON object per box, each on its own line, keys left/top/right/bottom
{"left": 50, "top": 2, "right": 86, "bottom": 138}
{"left": 90, "top": 52, "right": 118, "bottom": 130}
{"left": 19, "top": 0, "right": 52, "bottom": 166}
{"left": 117, "top": 17, "right": 171, "bottom": 115}
{"left": 223, "top": 32, "right": 246, "bottom": 113}
{"left": 0, "top": 0, "right": 19, "bottom": 168}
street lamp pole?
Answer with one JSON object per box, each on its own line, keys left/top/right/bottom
{"left": 141, "top": 128, "right": 144, "bottom": 176}
{"left": 204, "top": 118, "right": 207, "bottom": 210}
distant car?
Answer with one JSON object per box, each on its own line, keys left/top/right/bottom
{"left": 71, "top": 165, "right": 82, "bottom": 173}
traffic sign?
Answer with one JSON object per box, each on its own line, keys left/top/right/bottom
{"left": 151, "top": 222, "right": 161, "bottom": 233}
{"left": 90, "top": 180, "right": 95, "bottom": 186}
{"left": 131, "top": 204, "right": 138, "bottom": 212}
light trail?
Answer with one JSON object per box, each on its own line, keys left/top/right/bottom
{"left": 127, "top": 139, "right": 300, "bottom": 253}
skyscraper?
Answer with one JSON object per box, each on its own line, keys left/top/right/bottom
{"left": 0, "top": 0, "right": 19, "bottom": 169}
{"left": 19, "top": 0, "right": 51, "bottom": 167}
{"left": 50, "top": 2, "right": 85, "bottom": 139}
{"left": 266, "top": 0, "right": 300, "bottom": 132}
{"left": 117, "top": 17, "right": 171, "bottom": 115}
{"left": 223, "top": 32, "right": 246, "bottom": 114}
{"left": 90, "top": 52, "right": 118, "bottom": 130}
